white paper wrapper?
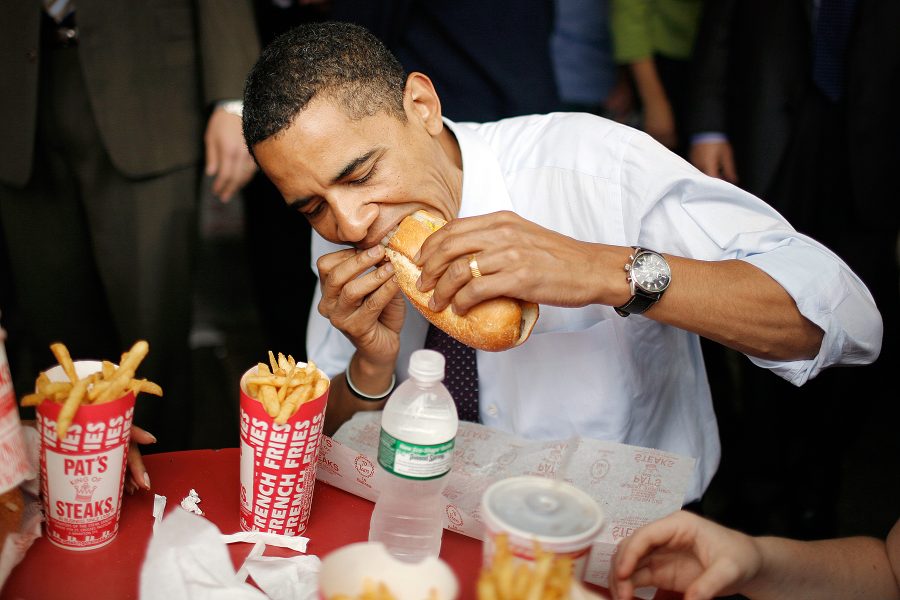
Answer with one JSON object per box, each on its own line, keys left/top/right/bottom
{"left": 140, "top": 508, "right": 319, "bottom": 600}
{"left": 317, "top": 412, "right": 695, "bottom": 596}
{"left": 0, "top": 426, "right": 43, "bottom": 591}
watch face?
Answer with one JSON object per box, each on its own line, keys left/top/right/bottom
{"left": 632, "top": 252, "right": 671, "bottom": 293}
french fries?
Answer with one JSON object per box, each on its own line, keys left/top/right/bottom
{"left": 478, "top": 534, "right": 574, "bottom": 600}
{"left": 20, "top": 340, "right": 162, "bottom": 439}
{"left": 329, "top": 579, "right": 398, "bottom": 600}
{"left": 328, "top": 580, "right": 440, "bottom": 600}
{"left": 246, "top": 351, "right": 329, "bottom": 424}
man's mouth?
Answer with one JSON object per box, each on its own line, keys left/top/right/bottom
{"left": 379, "top": 226, "right": 399, "bottom": 248}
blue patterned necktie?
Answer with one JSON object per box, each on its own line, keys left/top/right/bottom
{"left": 423, "top": 324, "right": 481, "bottom": 422}
{"left": 812, "top": 0, "right": 858, "bottom": 102}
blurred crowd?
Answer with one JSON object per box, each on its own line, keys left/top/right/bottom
{"left": 1, "top": 0, "right": 897, "bottom": 560}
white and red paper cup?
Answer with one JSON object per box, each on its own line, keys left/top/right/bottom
{"left": 481, "top": 476, "right": 604, "bottom": 580}
{"left": 238, "top": 364, "right": 329, "bottom": 536}
{"left": 36, "top": 360, "right": 134, "bottom": 551}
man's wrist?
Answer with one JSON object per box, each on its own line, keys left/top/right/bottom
{"left": 591, "top": 245, "right": 635, "bottom": 307}
{"left": 346, "top": 355, "right": 397, "bottom": 400}
{"left": 345, "top": 367, "right": 395, "bottom": 401}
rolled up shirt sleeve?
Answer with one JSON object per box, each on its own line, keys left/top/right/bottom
{"left": 620, "top": 129, "right": 883, "bottom": 386}
{"left": 742, "top": 240, "right": 882, "bottom": 385}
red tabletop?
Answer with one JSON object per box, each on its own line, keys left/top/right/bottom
{"left": 0, "top": 448, "right": 481, "bottom": 600}
{"left": 2, "top": 449, "right": 678, "bottom": 600}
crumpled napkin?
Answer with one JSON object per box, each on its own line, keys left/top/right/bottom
{"left": 140, "top": 509, "right": 319, "bottom": 600}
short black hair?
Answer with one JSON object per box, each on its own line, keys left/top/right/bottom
{"left": 242, "top": 22, "right": 407, "bottom": 152}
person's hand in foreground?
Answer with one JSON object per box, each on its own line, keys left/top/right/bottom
{"left": 124, "top": 425, "right": 156, "bottom": 494}
{"left": 610, "top": 510, "right": 900, "bottom": 600}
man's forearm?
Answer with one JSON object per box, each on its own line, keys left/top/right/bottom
{"left": 655, "top": 257, "right": 823, "bottom": 360}
{"left": 587, "top": 245, "right": 822, "bottom": 361}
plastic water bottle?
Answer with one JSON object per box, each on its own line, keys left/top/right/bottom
{"left": 368, "top": 349, "right": 459, "bottom": 562}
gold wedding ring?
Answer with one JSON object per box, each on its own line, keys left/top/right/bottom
{"left": 469, "top": 255, "right": 483, "bottom": 278}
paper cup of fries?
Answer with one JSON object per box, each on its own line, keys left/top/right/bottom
{"left": 36, "top": 360, "right": 135, "bottom": 550}
{"left": 481, "top": 476, "right": 604, "bottom": 582}
{"left": 319, "top": 542, "right": 458, "bottom": 600}
{"left": 238, "top": 352, "right": 330, "bottom": 536}
{"left": 24, "top": 340, "right": 160, "bottom": 550}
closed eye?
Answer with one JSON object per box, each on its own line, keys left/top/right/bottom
{"left": 303, "top": 202, "right": 326, "bottom": 219}
{"left": 349, "top": 163, "right": 379, "bottom": 186}
{"left": 290, "top": 197, "right": 327, "bottom": 220}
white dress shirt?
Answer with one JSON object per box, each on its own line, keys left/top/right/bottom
{"left": 307, "top": 113, "right": 882, "bottom": 502}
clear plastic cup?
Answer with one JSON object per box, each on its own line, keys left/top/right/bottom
{"left": 481, "top": 475, "right": 604, "bottom": 579}
{"left": 238, "top": 364, "right": 329, "bottom": 536}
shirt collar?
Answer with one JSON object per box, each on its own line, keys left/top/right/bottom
{"left": 443, "top": 118, "right": 514, "bottom": 219}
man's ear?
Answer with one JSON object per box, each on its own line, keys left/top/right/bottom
{"left": 403, "top": 72, "right": 443, "bottom": 136}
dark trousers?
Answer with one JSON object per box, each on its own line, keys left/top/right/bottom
{"left": 0, "top": 42, "right": 198, "bottom": 451}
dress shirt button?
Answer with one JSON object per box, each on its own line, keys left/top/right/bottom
{"left": 486, "top": 404, "right": 499, "bottom": 417}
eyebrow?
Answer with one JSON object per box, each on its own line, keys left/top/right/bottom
{"left": 288, "top": 149, "right": 380, "bottom": 211}
{"left": 332, "top": 149, "right": 378, "bottom": 183}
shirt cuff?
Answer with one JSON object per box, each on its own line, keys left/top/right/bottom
{"left": 691, "top": 132, "right": 728, "bottom": 145}
{"left": 216, "top": 100, "right": 243, "bottom": 117}
{"left": 740, "top": 240, "right": 882, "bottom": 385}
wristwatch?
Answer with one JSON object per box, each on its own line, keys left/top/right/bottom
{"left": 614, "top": 247, "right": 672, "bottom": 317}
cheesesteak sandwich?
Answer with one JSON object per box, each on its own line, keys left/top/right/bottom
{"left": 385, "top": 210, "right": 539, "bottom": 352}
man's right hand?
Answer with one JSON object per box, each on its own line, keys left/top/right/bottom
{"left": 316, "top": 245, "right": 405, "bottom": 371}
{"left": 690, "top": 141, "right": 738, "bottom": 184}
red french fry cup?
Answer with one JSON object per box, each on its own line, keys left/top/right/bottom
{"left": 238, "top": 364, "right": 329, "bottom": 536}
{"left": 36, "top": 360, "right": 135, "bottom": 550}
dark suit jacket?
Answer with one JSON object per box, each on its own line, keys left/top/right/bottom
{"left": 687, "top": 0, "right": 900, "bottom": 228}
{"left": 331, "top": 0, "right": 560, "bottom": 122}
{"left": 0, "top": 0, "right": 259, "bottom": 187}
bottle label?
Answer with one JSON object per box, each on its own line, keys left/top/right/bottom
{"left": 377, "top": 428, "right": 455, "bottom": 480}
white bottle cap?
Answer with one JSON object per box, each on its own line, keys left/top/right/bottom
{"left": 408, "top": 349, "right": 445, "bottom": 382}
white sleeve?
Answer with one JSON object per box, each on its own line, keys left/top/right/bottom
{"left": 619, "top": 130, "right": 883, "bottom": 385}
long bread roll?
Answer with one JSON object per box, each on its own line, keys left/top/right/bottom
{"left": 385, "top": 210, "right": 539, "bottom": 352}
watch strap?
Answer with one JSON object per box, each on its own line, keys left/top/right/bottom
{"left": 614, "top": 290, "right": 661, "bottom": 317}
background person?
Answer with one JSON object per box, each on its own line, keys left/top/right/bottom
{"left": 685, "top": 0, "right": 900, "bottom": 539}
{"left": 0, "top": 0, "right": 260, "bottom": 452}
{"left": 329, "top": 0, "right": 560, "bottom": 122}
{"left": 611, "top": 0, "right": 705, "bottom": 153}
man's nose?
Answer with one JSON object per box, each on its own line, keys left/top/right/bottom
{"left": 332, "top": 196, "right": 378, "bottom": 244}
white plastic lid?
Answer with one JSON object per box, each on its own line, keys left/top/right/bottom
{"left": 482, "top": 476, "right": 603, "bottom": 547}
{"left": 408, "top": 349, "right": 445, "bottom": 382}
